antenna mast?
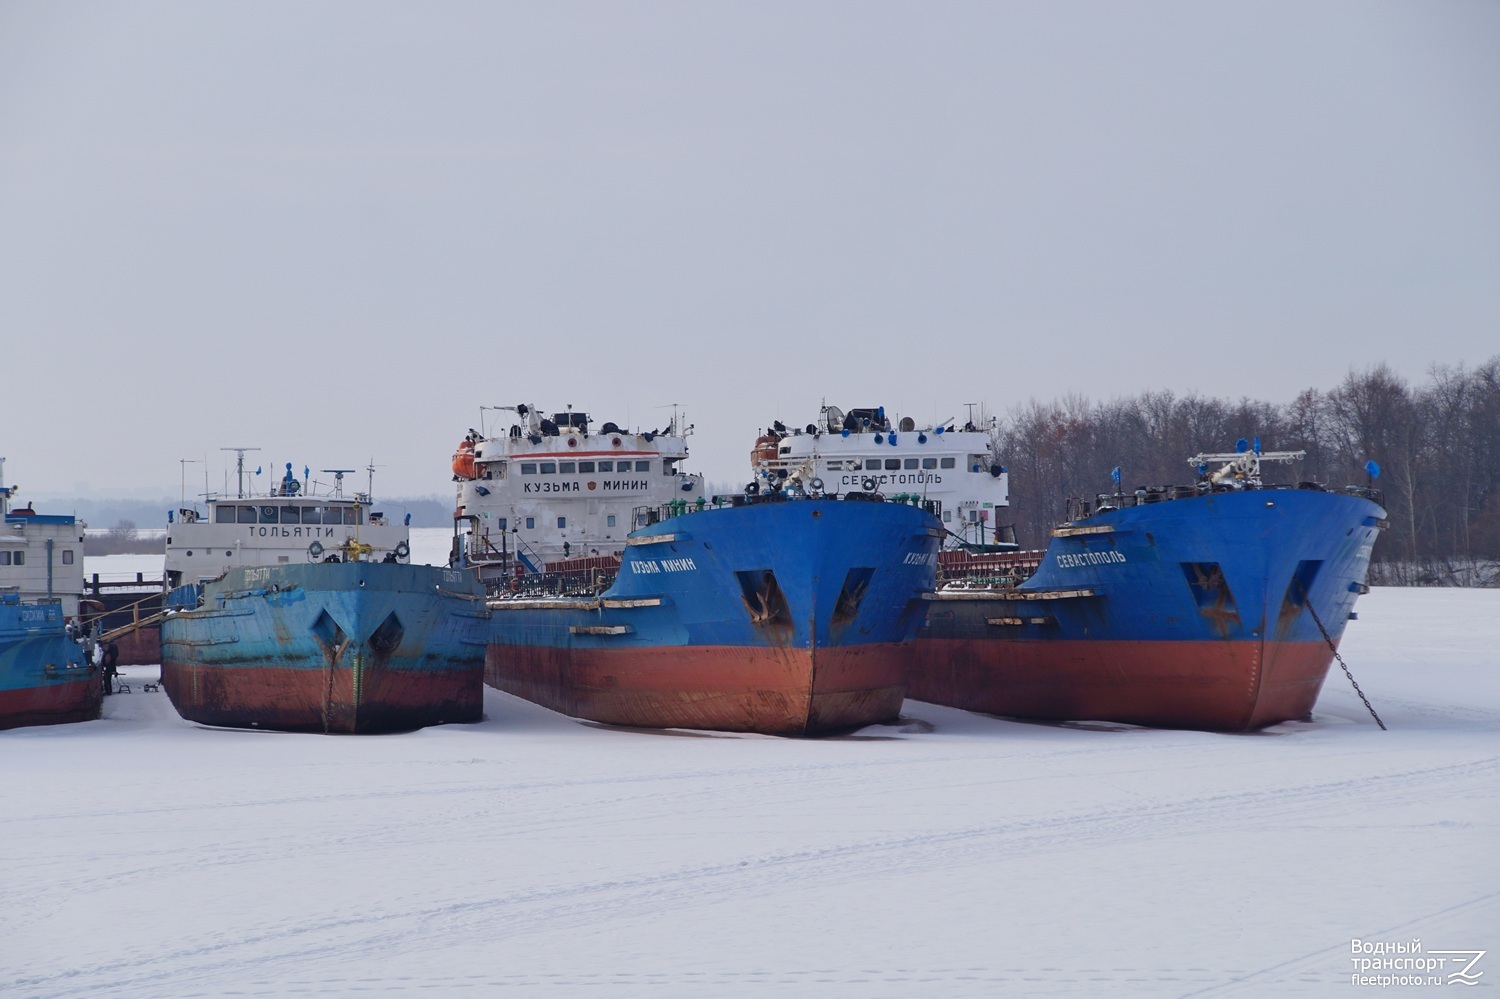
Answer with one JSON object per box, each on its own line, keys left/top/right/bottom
{"left": 220, "top": 447, "right": 261, "bottom": 499}
{"left": 364, "top": 458, "right": 384, "bottom": 501}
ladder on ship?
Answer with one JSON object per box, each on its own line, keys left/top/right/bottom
{"left": 90, "top": 591, "right": 170, "bottom": 644}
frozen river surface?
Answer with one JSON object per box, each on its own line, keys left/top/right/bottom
{"left": 2, "top": 585, "right": 1497, "bottom": 997}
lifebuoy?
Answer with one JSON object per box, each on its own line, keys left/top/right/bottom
{"left": 745, "top": 481, "right": 760, "bottom": 495}
{"left": 861, "top": 477, "right": 877, "bottom": 492}
{"left": 508, "top": 577, "right": 520, "bottom": 594}
{"left": 308, "top": 541, "right": 325, "bottom": 559}
{"left": 394, "top": 541, "right": 410, "bottom": 559}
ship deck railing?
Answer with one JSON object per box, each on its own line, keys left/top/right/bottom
{"left": 1066, "top": 481, "right": 1385, "bottom": 522}
{"left": 936, "top": 548, "right": 1045, "bottom": 589}
{"left": 631, "top": 492, "right": 943, "bottom": 529}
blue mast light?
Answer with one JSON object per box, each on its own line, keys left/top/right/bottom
{"left": 1365, "top": 460, "right": 1381, "bottom": 479}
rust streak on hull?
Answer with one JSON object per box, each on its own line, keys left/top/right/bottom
{"left": 486, "top": 643, "right": 907, "bottom": 736}
{"left": 908, "top": 637, "right": 1337, "bottom": 731}
{"left": 162, "top": 663, "right": 481, "bottom": 734}
{"left": 0, "top": 675, "right": 103, "bottom": 731}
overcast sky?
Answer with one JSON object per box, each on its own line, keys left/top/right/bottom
{"left": 2, "top": 1, "right": 1496, "bottom": 501}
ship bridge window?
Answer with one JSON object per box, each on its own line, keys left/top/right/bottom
{"left": 968, "top": 455, "right": 987, "bottom": 472}
{"left": 559, "top": 462, "right": 576, "bottom": 474}
{"left": 237, "top": 506, "right": 257, "bottom": 524}
{"left": 521, "top": 463, "right": 538, "bottom": 475}
{"left": 662, "top": 460, "right": 674, "bottom": 474}
{"left": 607, "top": 515, "right": 616, "bottom": 527}
{"left": 884, "top": 459, "right": 900, "bottom": 471}
{"left": 280, "top": 506, "right": 301, "bottom": 524}
{"left": 940, "top": 457, "right": 956, "bottom": 469}
{"left": 635, "top": 460, "right": 650, "bottom": 472}
{"left": 0, "top": 552, "right": 11, "bottom": 565}
{"left": 557, "top": 517, "right": 566, "bottom": 528}
{"left": 904, "top": 458, "right": 919, "bottom": 469}
{"left": 214, "top": 506, "right": 235, "bottom": 524}
{"left": 922, "top": 458, "right": 937, "bottom": 469}
{"left": 578, "top": 461, "right": 595, "bottom": 473}
{"left": 826, "top": 460, "right": 843, "bottom": 470}
{"left": 865, "top": 459, "right": 882, "bottom": 470}
{"left": 62, "top": 550, "right": 74, "bottom": 564}
{"left": 540, "top": 462, "right": 557, "bottom": 474}
{"left": 525, "top": 517, "right": 535, "bottom": 529}
{"left": 597, "top": 460, "right": 613, "bottom": 472}
{"left": 942, "top": 511, "right": 952, "bottom": 522}
{"left": 259, "top": 506, "right": 278, "bottom": 524}
{"left": 347, "top": 507, "right": 361, "bottom": 525}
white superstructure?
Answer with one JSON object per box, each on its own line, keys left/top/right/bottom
{"left": 165, "top": 456, "right": 409, "bottom": 587}
{"left": 0, "top": 459, "right": 87, "bottom": 616}
{"left": 751, "top": 405, "right": 1014, "bottom": 549}
{"left": 453, "top": 404, "right": 703, "bottom": 576}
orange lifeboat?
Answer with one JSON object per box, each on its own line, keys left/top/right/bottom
{"left": 750, "top": 433, "right": 780, "bottom": 466}
{"left": 452, "top": 440, "right": 477, "bottom": 479}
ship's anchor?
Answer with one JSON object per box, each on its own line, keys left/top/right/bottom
{"left": 1298, "top": 581, "right": 1387, "bottom": 731}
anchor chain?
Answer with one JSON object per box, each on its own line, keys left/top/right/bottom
{"left": 1303, "top": 595, "right": 1387, "bottom": 731}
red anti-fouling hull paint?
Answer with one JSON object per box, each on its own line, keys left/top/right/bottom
{"left": 0, "top": 675, "right": 103, "bottom": 731}
{"left": 909, "top": 638, "right": 1337, "bottom": 731}
{"left": 486, "top": 643, "right": 907, "bottom": 736}
{"left": 161, "top": 663, "right": 481, "bottom": 734}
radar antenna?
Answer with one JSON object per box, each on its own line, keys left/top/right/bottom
{"left": 321, "top": 469, "right": 356, "bottom": 499}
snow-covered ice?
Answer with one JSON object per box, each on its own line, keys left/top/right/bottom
{"left": 3, "top": 553, "right": 1496, "bottom": 996}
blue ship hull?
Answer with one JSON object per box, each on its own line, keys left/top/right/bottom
{"left": 486, "top": 497, "right": 943, "bottom": 735}
{"left": 913, "top": 486, "right": 1386, "bottom": 729}
{"left": 161, "top": 562, "right": 490, "bottom": 734}
{"left": 1, "top": 599, "right": 100, "bottom": 730}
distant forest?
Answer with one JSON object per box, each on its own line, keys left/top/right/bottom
{"left": 994, "top": 358, "right": 1500, "bottom": 586}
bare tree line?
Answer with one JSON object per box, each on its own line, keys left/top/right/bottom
{"left": 993, "top": 357, "right": 1500, "bottom": 586}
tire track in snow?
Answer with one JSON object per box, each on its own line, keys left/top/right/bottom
{"left": 12, "top": 755, "right": 1496, "bottom": 998}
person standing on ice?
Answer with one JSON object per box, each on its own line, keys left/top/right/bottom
{"left": 102, "top": 642, "right": 120, "bottom": 695}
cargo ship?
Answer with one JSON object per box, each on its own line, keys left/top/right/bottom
{"left": 161, "top": 458, "right": 489, "bottom": 733}
{"left": 910, "top": 447, "right": 1387, "bottom": 731}
{"left": 1, "top": 462, "right": 101, "bottom": 730}
{"left": 476, "top": 476, "right": 944, "bottom": 736}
